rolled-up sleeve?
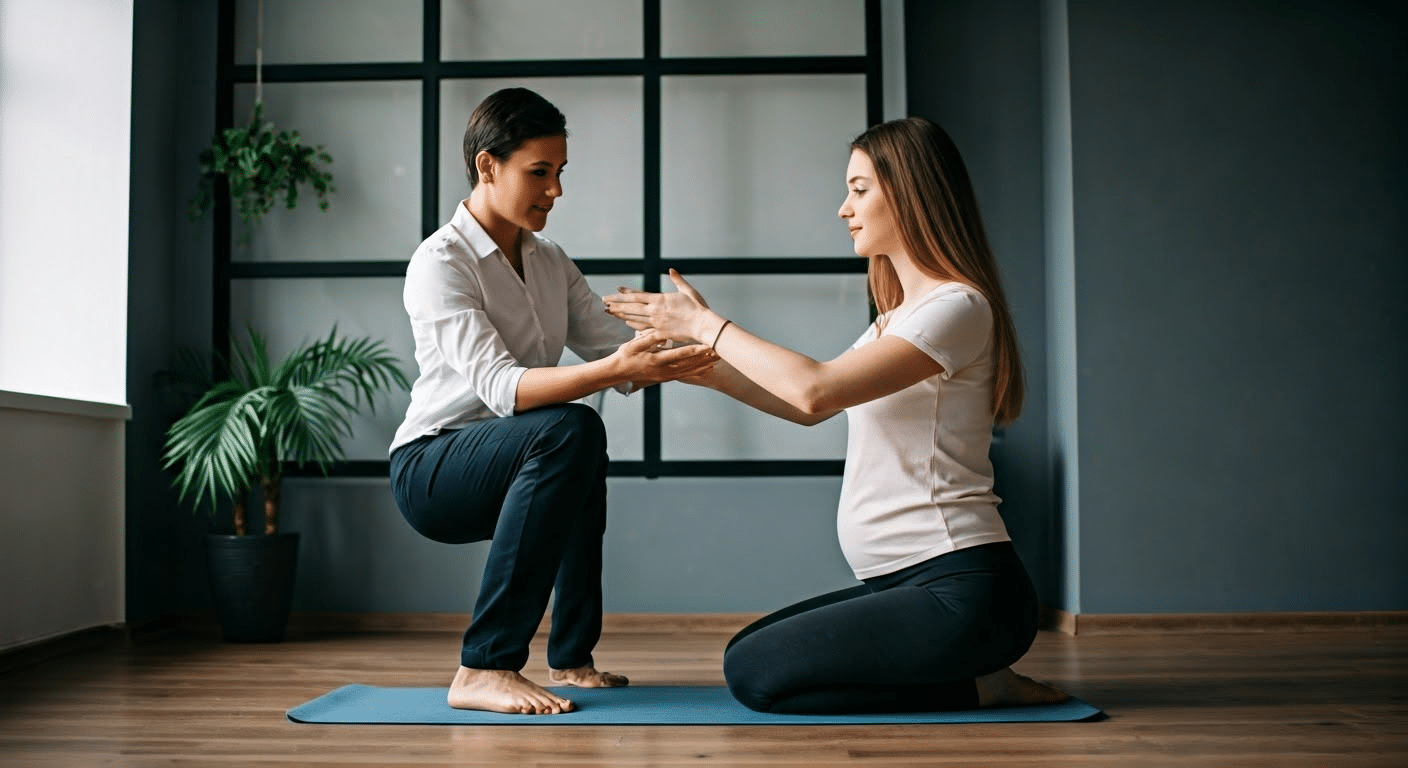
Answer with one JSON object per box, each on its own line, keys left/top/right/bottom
{"left": 430, "top": 310, "right": 528, "bottom": 417}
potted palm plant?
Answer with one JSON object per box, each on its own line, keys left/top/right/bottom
{"left": 163, "top": 326, "right": 410, "bottom": 641}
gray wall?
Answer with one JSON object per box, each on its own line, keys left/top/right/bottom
{"left": 1066, "top": 0, "right": 1407, "bottom": 612}
{"left": 907, "top": 0, "right": 1407, "bottom": 613}
{"left": 281, "top": 477, "right": 855, "bottom": 614}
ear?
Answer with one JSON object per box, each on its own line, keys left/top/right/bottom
{"left": 474, "top": 150, "right": 497, "bottom": 185}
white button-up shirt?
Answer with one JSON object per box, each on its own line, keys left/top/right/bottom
{"left": 390, "top": 200, "right": 634, "bottom": 453}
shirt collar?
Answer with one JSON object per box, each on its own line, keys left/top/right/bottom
{"left": 451, "top": 199, "right": 539, "bottom": 260}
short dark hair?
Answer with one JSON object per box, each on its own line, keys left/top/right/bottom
{"left": 462, "top": 88, "right": 568, "bottom": 187}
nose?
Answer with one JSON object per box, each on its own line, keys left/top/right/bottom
{"left": 548, "top": 176, "right": 563, "bottom": 198}
{"left": 838, "top": 198, "right": 852, "bottom": 220}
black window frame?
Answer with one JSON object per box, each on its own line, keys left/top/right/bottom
{"left": 212, "top": 0, "right": 883, "bottom": 479}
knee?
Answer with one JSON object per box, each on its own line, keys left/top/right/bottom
{"left": 723, "top": 642, "right": 777, "bottom": 713}
{"left": 539, "top": 403, "right": 607, "bottom": 455}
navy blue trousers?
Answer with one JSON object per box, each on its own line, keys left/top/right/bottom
{"left": 389, "top": 404, "right": 608, "bottom": 672}
{"left": 723, "top": 541, "right": 1040, "bottom": 714}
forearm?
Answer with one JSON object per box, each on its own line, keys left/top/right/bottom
{"left": 703, "top": 362, "right": 839, "bottom": 426}
{"left": 695, "top": 312, "right": 836, "bottom": 415}
{"left": 515, "top": 357, "right": 624, "bottom": 413}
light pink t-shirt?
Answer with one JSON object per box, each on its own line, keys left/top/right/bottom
{"left": 837, "top": 282, "right": 1011, "bottom": 579}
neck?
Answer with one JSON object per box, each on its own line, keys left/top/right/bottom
{"left": 465, "top": 194, "right": 522, "bottom": 260}
{"left": 886, "top": 251, "right": 941, "bottom": 307}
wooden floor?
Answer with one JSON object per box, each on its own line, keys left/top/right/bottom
{"left": 1, "top": 619, "right": 1405, "bottom": 767}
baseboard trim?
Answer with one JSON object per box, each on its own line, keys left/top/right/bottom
{"left": 1039, "top": 607, "right": 1408, "bottom": 635}
{"left": 0, "top": 624, "right": 129, "bottom": 674}
{"left": 1038, "top": 604, "right": 1078, "bottom": 635}
{"left": 284, "top": 611, "right": 766, "bottom": 635}
{"left": 152, "top": 608, "right": 1408, "bottom": 639}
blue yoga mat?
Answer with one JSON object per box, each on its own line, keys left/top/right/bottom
{"left": 287, "top": 684, "right": 1101, "bottom": 725}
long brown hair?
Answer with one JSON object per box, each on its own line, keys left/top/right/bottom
{"left": 851, "top": 117, "right": 1025, "bottom": 425}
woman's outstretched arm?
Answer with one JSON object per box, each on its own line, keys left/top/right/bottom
{"left": 680, "top": 359, "right": 840, "bottom": 426}
{"left": 605, "top": 270, "right": 943, "bottom": 415}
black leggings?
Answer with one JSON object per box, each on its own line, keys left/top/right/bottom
{"left": 723, "top": 541, "right": 1040, "bottom": 714}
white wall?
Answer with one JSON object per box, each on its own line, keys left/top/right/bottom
{"left": 0, "top": 0, "right": 133, "bottom": 650}
{"left": 0, "top": 0, "right": 133, "bottom": 405}
{"left": 0, "top": 394, "right": 127, "bottom": 651}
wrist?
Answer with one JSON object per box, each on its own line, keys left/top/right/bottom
{"left": 697, "top": 311, "right": 728, "bottom": 347}
{"left": 603, "top": 350, "right": 630, "bottom": 385}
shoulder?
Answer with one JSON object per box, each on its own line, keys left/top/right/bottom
{"left": 892, "top": 282, "right": 993, "bottom": 339}
{"left": 892, "top": 282, "right": 990, "bottom": 323}
{"left": 924, "top": 281, "right": 989, "bottom": 309}
{"left": 406, "top": 224, "right": 480, "bottom": 291}
{"left": 917, "top": 282, "right": 991, "bottom": 319}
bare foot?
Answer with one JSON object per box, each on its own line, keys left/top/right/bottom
{"left": 447, "top": 666, "right": 575, "bottom": 714}
{"left": 547, "top": 664, "right": 630, "bottom": 688}
{"left": 974, "top": 667, "right": 1069, "bottom": 708}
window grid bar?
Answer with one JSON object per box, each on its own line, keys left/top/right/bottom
{"left": 225, "top": 56, "right": 869, "bottom": 84}
{"left": 642, "top": 0, "right": 663, "bottom": 478}
{"left": 421, "top": 0, "right": 441, "bottom": 239}
{"left": 226, "top": 258, "right": 869, "bottom": 279}
{"left": 282, "top": 460, "right": 846, "bottom": 479}
{"left": 865, "top": 0, "right": 884, "bottom": 126}
{"left": 212, "top": 0, "right": 236, "bottom": 370}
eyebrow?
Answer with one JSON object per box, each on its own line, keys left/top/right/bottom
{"left": 847, "top": 175, "right": 870, "bottom": 184}
{"left": 529, "top": 160, "right": 567, "bottom": 168}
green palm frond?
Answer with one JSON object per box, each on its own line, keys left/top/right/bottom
{"left": 162, "top": 382, "right": 269, "bottom": 515}
{"left": 236, "top": 326, "right": 277, "bottom": 388}
{"left": 264, "top": 386, "right": 355, "bottom": 471}
{"left": 162, "top": 325, "right": 410, "bottom": 524}
{"left": 276, "top": 326, "right": 411, "bottom": 414}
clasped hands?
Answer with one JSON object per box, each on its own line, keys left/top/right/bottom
{"left": 604, "top": 269, "right": 729, "bottom": 388}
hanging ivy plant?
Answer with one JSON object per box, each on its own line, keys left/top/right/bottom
{"left": 188, "top": 102, "right": 335, "bottom": 230}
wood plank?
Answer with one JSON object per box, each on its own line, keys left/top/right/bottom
{"left": 0, "top": 620, "right": 1404, "bottom": 767}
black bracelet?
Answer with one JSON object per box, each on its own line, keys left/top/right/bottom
{"left": 710, "top": 319, "right": 733, "bottom": 349}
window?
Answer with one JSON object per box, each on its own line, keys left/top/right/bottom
{"left": 217, "top": 0, "right": 884, "bottom": 477}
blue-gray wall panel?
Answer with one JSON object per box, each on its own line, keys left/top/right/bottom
{"left": 1068, "top": 0, "right": 1408, "bottom": 612}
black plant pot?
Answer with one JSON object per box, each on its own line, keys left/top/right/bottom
{"left": 206, "top": 532, "right": 300, "bottom": 642}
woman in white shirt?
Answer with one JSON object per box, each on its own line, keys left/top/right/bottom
{"left": 390, "top": 88, "right": 715, "bottom": 715}
{"left": 605, "top": 116, "right": 1067, "bottom": 714}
